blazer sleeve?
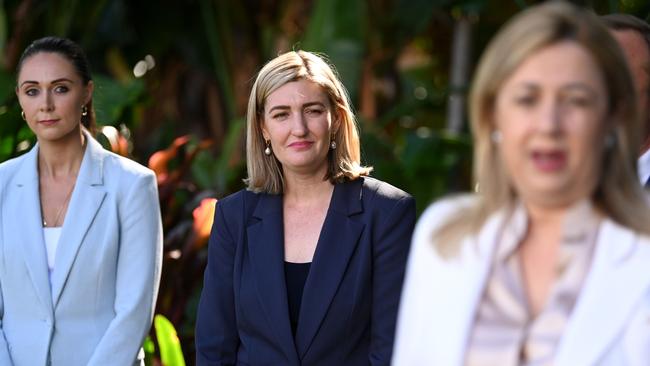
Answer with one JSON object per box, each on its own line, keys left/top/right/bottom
{"left": 195, "top": 199, "right": 239, "bottom": 365}
{"left": 0, "top": 175, "right": 12, "bottom": 365}
{"left": 391, "top": 200, "right": 459, "bottom": 365}
{"left": 369, "top": 195, "right": 415, "bottom": 365}
{"left": 87, "top": 172, "right": 163, "bottom": 365}
{"left": 0, "top": 280, "right": 12, "bottom": 366}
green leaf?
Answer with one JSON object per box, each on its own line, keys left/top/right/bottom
{"left": 0, "top": 68, "right": 16, "bottom": 102}
{"left": 154, "top": 314, "right": 186, "bottom": 366}
{"left": 93, "top": 75, "right": 144, "bottom": 126}
{"left": 213, "top": 117, "right": 246, "bottom": 193}
{"left": 143, "top": 335, "right": 155, "bottom": 354}
{"left": 302, "top": 0, "right": 366, "bottom": 101}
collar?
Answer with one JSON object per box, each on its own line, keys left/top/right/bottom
{"left": 495, "top": 199, "right": 601, "bottom": 262}
{"left": 14, "top": 130, "right": 104, "bottom": 187}
{"left": 637, "top": 148, "right": 650, "bottom": 186}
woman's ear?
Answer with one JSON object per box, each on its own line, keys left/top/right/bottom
{"left": 332, "top": 107, "right": 343, "bottom": 134}
{"left": 84, "top": 80, "right": 94, "bottom": 105}
{"left": 260, "top": 120, "right": 270, "bottom": 141}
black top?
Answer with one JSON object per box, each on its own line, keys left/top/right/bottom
{"left": 284, "top": 261, "right": 311, "bottom": 336}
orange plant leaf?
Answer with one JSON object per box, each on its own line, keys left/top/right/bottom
{"left": 192, "top": 198, "right": 217, "bottom": 248}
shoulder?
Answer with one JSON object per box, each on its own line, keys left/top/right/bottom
{"left": 411, "top": 194, "right": 478, "bottom": 254}
{"left": 417, "top": 194, "right": 478, "bottom": 233}
{"left": 629, "top": 232, "right": 650, "bottom": 266}
{"left": 100, "top": 148, "right": 155, "bottom": 184}
{"left": 86, "top": 141, "right": 157, "bottom": 200}
{"left": 214, "top": 188, "right": 269, "bottom": 222}
{"left": 359, "top": 176, "right": 412, "bottom": 207}
{"left": 215, "top": 188, "right": 251, "bottom": 212}
{"left": 0, "top": 154, "right": 27, "bottom": 181}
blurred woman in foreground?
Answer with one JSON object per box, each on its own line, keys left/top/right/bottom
{"left": 393, "top": 2, "right": 650, "bottom": 365}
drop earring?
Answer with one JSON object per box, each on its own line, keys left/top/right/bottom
{"left": 81, "top": 105, "right": 88, "bottom": 116}
{"left": 264, "top": 140, "right": 272, "bottom": 156}
{"left": 490, "top": 130, "right": 502, "bottom": 144}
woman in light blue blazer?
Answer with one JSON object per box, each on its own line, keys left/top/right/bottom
{"left": 393, "top": 2, "right": 650, "bottom": 365}
{"left": 0, "top": 37, "right": 163, "bottom": 365}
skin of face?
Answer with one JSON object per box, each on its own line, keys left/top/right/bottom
{"left": 493, "top": 41, "right": 610, "bottom": 209}
{"left": 16, "top": 52, "right": 93, "bottom": 144}
{"left": 261, "top": 79, "right": 339, "bottom": 178}
{"left": 611, "top": 29, "right": 650, "bottom": 149}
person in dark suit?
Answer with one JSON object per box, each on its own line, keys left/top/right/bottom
{"left": 601, "top": 14, "right": 650, "bottom": 186}
{"left": 195, "top": 50, "right": 415, "bottom": 366}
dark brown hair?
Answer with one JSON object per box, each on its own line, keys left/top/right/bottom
{"left": 17, "top": 36, "right": 96, "bottom": 132}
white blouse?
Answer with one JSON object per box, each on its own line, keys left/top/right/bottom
{"left": 465, "top": 200, "right": 600, "bottom": 365}
{"left": 43, "top": 227, "right": 62, "bottom": 287}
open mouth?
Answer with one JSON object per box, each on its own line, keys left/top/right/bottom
{"left": 530, "top": 150, "right": 566, "bottom": 172}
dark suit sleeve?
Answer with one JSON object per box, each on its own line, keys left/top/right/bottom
{"left": 196, "top": 200, "right": 239, "bottom": 366}
{"left": 369, "top": 195, "right": 416, "bottom": 365}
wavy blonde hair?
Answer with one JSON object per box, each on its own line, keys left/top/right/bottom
{"left": 244, "top": 50, "right": 371, "bottom": 193}
{"left": 434, "top": 1, "right": 650, "bottom": 256}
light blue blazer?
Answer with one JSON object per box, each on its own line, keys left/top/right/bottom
{"left": 0, "top": 134, "right": 163, "bottom": 366}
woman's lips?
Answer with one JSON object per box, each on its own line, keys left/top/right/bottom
{"left": 38, "top": 119, "right": 60, "bottom": 126}
{"left": 288, "top": 141, "right": 313, "bottom": 150}
{"left": 531, "top": 150, "right": 566, "bottom": 172}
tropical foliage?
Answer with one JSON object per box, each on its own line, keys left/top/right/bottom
{"left": 0, "top": 0, "right": 647, "bottom": 364}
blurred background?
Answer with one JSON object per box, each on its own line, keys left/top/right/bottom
{"left": 0, "top": 0, "right": 647, "bottom": 364}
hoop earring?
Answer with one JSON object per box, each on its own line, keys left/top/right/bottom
{"left": 81, "top": 105, "right": 88, "bottom": 116}
{"left": 264, "top": 140, "right": 272, "bottom": 156}
{"left": 20, "top": 111, "right": 26, "bottom": 121}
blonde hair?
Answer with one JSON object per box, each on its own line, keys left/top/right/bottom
{"left": 244, "top": 50, "right": 371, "bottom": 193}
{"left": 434, "top": 0, "right": 650, "bottom": 256}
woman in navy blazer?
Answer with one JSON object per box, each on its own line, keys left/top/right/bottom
{"left": 0, "top": 37, "right": 162, "bottom": 365}
{"left": 195, "top": 51, "right": 415, "bottom": 365}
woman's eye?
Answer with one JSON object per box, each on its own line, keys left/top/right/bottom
{"left": 565, "top": 95, "right": 591, "bottom": 107}
{"left": 306, "top": 108, "right": 323, "bottom": 115}
{"left": 54, "top": 85, "right": 69, "bottom": 93}
{"left": 272, "top": 112, "right": 289, "bottom": 120}
{"left": 25, "top": 88, "right": 39, "bottom": 96}
{"left": 514, "top": 96, "right": 535, "bottom": 107}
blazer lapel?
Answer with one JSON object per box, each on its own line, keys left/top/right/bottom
{"left": 555, "top": 219, "right": 650, "bottom": 366}
{"left": 246, "top": 193, "right": 299, "bottom": 364}
{"left": 295, "top": 179, "right": 365, "bottom": 359}
{"left": 11, "top": 145, "right": 54, "bottom": 312}
{"left": 428, "top": 209, "right": 505, "bottom": 365}
{"left": 51, "top": 137, "right": 107, "bottom": 307}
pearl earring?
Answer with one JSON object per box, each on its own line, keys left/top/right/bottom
{"left": 264, "top": 140, "right": 271, "bottom": 156}
{"left": 490, "top": 130, "right": 502, "bottom": 144}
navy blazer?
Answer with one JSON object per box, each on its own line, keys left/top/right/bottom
{"left": 196, "top": 177, "right": 415, "bottom": 366}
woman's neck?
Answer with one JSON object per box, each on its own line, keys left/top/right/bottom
{"left": 38, "top": 131, "right": 85, "bottom": 179}
{"left": 283, "top": 171, "right": 334, "bottom": 206}
{"left": 525, "top": 203, "right": 567, "bottom": 234}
